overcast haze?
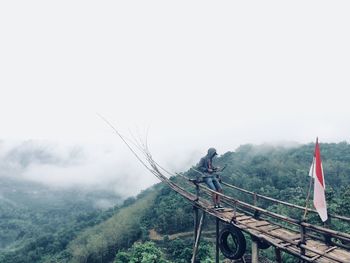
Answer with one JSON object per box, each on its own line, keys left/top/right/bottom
{"left": 1, "top": 1, "right": 349, "bottom": 194}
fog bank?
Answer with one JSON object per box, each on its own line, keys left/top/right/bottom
{"left": 0, "top": 140, "right": 166, "bottom": 197}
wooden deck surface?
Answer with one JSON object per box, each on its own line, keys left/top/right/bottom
{"left": 194, "top": 198, "right": 350, "bottom": 263}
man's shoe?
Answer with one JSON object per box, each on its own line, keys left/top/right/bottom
{"left": 217, "top": 204, "right": 224, "bottom": 209}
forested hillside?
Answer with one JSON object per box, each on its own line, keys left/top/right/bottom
{"left": 1, "top": 142, "right": 350, "bottom": 262}
{"left": 0, "top": 178, "right": 121, "bottom": 263}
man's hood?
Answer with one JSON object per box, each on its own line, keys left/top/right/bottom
{"left": 207, "top": 148, "right": 217, "bottom": 159}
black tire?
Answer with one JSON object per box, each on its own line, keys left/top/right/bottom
{"left": 251, "top": 235, "right": 271, "bottom": 250}
{"left": 219, "top": 225, "right": 246, "bottom": 260}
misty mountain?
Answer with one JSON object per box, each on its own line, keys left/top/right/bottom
{"left": 0, "top": 176, "right": 122, "bottom": 253}
{"left": 2, "top": 141, "right": 350, "bottom": 263}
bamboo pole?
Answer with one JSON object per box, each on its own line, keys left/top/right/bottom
{"left": 251, "top": 240, "right": 259, "bottom": 263}
{"left": 303, "top": 171, "right": 314, "bottom": 219}
{"left": 191, "top": 212, "right": 205, "bottom": 263}
{"left": 216, "top": 218, "right": 220, "bottom": 263}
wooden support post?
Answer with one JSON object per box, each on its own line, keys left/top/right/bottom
{"left": 251, "top": 240, "right": 259, "bottom": 263}
{"left": 324, "top": 217, "right": 332, "bottom": 246}
{"left": 191, "top": 211, "right": 205, "bottom": 263}
{"left": 275, "top": 248, "right": 282, "bottom": 263}
{"left": 233, "top": 201, "right": 237, "bottom": 220}
{"left": 253, "top": 192, "right": 257, "bottom": 206}
{"left": 193, "top": 206, "right": 199, "bottom": 241}
{"left": 300, "top": 224, "right": 306, "bottom": 256}
{"left": 216, "top": 218, "right": 219, "bottom": 263}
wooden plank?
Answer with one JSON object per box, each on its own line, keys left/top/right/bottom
{"left": 270, "top": 228, "right": 300, "bottom": 240}
{"left": 241, "top": 219, "right": 258, "bottom": 224}
{"left": 221, "top": 211, "right": 238, "bottom": 217}
{"left": 246, "top": 220, "right": 271, "bottom": 228}
{"left": 288, "top": 234, "right": 302, "bottom": 241}
{"left": 310, "top": 246, "right": 337, "bottom": 261}
{"left": 303, "top": 241, "right": 349, "bottom": 262}
{"left": 264, "top": 225, "right": 281, "bottom": 232}
{"left": 329, "top": 247, "right": 350, "bottom": 257}
{"left": 235, "top": 215, "right": 252, "bottom": 221}
{"left": 327, "top": 248, "right": 350, "bottom": 261}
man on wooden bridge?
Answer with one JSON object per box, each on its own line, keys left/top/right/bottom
{"left": 197, "top": 147, "right": 223, "bottom": 209}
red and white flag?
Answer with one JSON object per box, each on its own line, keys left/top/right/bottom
{"left": 309, "top": 138, "right": 328, "bottom": 222}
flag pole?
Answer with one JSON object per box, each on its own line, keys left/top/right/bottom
{"left": 303, "top": 172, "right": 313, "bottom": 220}
{"left": 303, "top": 138, "right": 317, "bottom": 220}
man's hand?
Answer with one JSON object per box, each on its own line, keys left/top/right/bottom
{"left": 208, "top": 168, "right": 214, "bottom": 173}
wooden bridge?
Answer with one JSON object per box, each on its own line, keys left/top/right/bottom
{"left": 170, "top": 174, "right": 347, "bottom": 262}
{"left": 175, "top": 175, "right": 350, "bottom": 262}
{"left": 160, "top": 170, "right": 350, "bottom": 263}
{"left": 101, "top": 120, "right": 350, "bottom": 263}
{"left": 130, "top": 148, "right": 350, "bottom": 262}
{"left": 136, "top": 154, "right": 350, "bottom": 262}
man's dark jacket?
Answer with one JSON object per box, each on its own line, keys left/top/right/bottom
{"left": 197, "top": 148, "right": 218, "bottom": 174}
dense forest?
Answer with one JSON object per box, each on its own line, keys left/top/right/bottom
{"left": 1, "top": 142, "right": 350, "bottom": 262}
{"left": 0, "top": 178, "right": 121, "bottom": 262}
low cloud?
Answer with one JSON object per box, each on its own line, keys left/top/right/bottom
{"left": 0, "top": 140, "right": 162, "bottom": 197}
{"left": 0, "top": 138, "right": 246, "bottom": 197}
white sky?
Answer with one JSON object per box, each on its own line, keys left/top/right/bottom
{"left": 1, "top": 1, "right": 350, "bottom": 158}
